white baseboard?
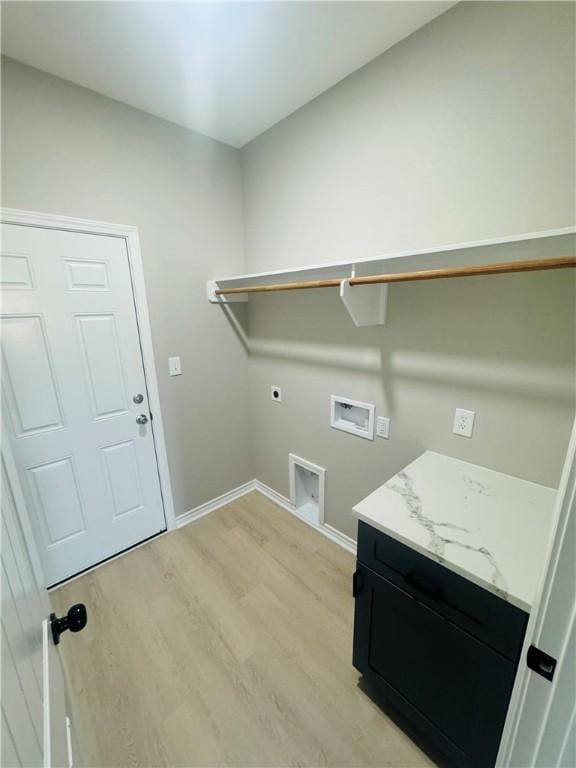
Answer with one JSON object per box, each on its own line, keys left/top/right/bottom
{"left": 50, "top": 479, "right": 355, "bottom": 592}
{"left": 254, "top": 480, "right": 357, "bottom": 555}
{"left": 177, "top": 478, "right": 357, "bottom": 556}
{"left": 319, "top": 522, "right": 358, "bottom": 555}
{"left": 176, "top": 480, "right": 257, "bottom": 528}
{"left": 253, "top": 479, "right": 294, "bottom": 516}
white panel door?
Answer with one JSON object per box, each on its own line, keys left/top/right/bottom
{"left": 1, "top": 223, "right": 166, "bottom": 585}
{"left": 1, "top": 444, "right": 75, "bottom": 768}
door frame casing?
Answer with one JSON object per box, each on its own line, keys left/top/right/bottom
{"left": 1, "top": 206, "right": 177, "bottom": 536}
{"left": 496, "top": 418, "right": 576, "bottom": 765}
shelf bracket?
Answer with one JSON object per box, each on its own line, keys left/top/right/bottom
{"left": 207, "top": 280, "right": 248, "bottom": 304}
{"left": 339, "top": 278, "right": 388, "bottom": 326}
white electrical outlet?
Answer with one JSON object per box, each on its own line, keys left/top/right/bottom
{"left": 376, "top": 416, "right": 391, "bottom": 439}
{"left": 168, "top": 356, "right": 182, "bottom": 376}
{"left": 453, "top": 408, "right": 475, "bottom": 438}
{"left": 271, "top": 385, "right": 282, "bottom": 403}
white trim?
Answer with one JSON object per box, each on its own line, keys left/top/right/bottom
{"left": 209, "top": 226, "right": 575, "bottom": 287}
{"left": 1, "top": 207, "right": 145, "bottom": 238}
{"left": 254, "top": 479, "right": 357, "bottom": 555}
{"left": 65, "top": 715, "right": 74, "bottom": 768}
{"left": 330, "top": 395, "right": 375, "bottom": 441}
{"left": 289, "top": 453, "right": 326, "bottom": 525}
{"left": 321, "top": 522, "right": 358, "bottom": 554}
{"left": 176, "top": 480, "right": 257, "bottom": 528}
{"left": 48, "top": 475, "right": 355, "bottom": 591}
{"left": 254, "top": 479, "right": 294, "bottom": 515}
{"left": 123, "top": 225, "right": 176, "bottom": 530}
{"left": 558, "top": 706, "right": 576, "bottom": 766}
{"left": 497, "top": 419, "right": 576, "bottom": 766}
{"left": 176, "top": 476, "right": 357, "bottom": 555}
{"left": 42, "top": 620, "right": 51, "bottom": 768}
{"left": 65, "top": 717, "right": 73, "bottom": 768}
{"left": 0, "top": 207, "right": 176, "bottom": 532}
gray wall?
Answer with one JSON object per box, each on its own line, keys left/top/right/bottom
{"left": 1, "top": 56, "right": 253, "bottom": 518}
{"left": 242, "top": 1, "right": 576, "bottom": 538}
{"left": 243, "top": 2, "right": 575, "bottom": 271}
{"left": 3, "top": 2, "right": 575, "bottom": 541}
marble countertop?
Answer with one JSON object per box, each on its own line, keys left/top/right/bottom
{"left": 353, "top": 451, "right": 557, "bottom": 612}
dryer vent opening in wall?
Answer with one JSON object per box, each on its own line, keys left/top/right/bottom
{"left": 289, "top": 454, "right": 326, "bottom": 527}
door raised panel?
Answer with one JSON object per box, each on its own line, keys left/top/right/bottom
{"left": 0, "top": 254, "right": 35, "bottom": 290}
{"left": 76, "top": 314, "right": 128, "bottom": 419}
{"left": 64, "top": 259, "right": 110, "bottom": 291}
{"left": 1, "top": 560, "right": 44, "bottom": 760}
{"left": 1, "top": 518, "right": 43, "bottom": 691}
{"left": 2, "top": 222, "right": 166, "bottom": 585}
{"left": 1, "top": 315, "right": 64, "bottom": 438}
{"left": 1, "top": 623, "right": 42, "bottom": 767}
{"left": 2, "top": 444, "right": 77, "bottom": 768}
{"left": 102, "top": 440, "right": 144, "bottom": 518}
{"left": 27, "top": 458, "right": 86, "bottom": 546}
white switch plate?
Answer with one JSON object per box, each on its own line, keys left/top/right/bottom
{"left": 271, "top": 385, "right": 282, "bottom": 403}
{"left": 453, "top": 408, "right": 475, "bottom": 438}
{"left": 376, "top": 416, "right": 391, "bottom": 439}
{"left": 168, "top": 356, "right": 182, "bottom": 376}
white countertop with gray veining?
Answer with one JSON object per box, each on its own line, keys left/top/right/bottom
{"left": 353, "top": 451, "right": 557, "bottom": 612}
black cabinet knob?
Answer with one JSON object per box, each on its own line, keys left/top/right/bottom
{"left": 50, "top": 603, "right": 88, "bottom": 645}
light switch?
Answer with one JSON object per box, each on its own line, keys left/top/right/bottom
{"left": 168, "top": 356, "right": 182, "bottom": 376}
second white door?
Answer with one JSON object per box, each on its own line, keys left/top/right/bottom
{"left": 1, "top": 222, "right": 166, "bottom": 586}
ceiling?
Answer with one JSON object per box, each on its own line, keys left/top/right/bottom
{"left": 2, "top": 1, "right": 456, "bottom": 148}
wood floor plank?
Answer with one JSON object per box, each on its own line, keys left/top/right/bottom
{"left": 51, "top": 492, "right": 435, "bottom": 768}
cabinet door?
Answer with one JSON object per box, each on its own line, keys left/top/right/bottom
{"left": 353, "top": 565, "right": 517, "bottom": 768}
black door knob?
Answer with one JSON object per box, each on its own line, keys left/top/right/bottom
{"left": 50, "top": 603, "right": 88, "bottom": 645}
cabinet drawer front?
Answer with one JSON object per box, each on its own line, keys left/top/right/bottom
{"left": 357, "top": 521, "right": 527, "bottom": 661}
{"left": 353, "top": 565, "right": 517, "bottom": 768}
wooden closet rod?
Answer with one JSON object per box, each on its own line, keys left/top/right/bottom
{"left": 215, "top": 256, "right": 576, "bottom": 296}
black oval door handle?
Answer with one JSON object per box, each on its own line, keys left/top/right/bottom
{"left": 50, "top": 603, "right": 88, "bottom": 645}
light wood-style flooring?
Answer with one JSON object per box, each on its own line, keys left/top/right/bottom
{"left": 52, "top": 491, "right": 435, "bottom": 767}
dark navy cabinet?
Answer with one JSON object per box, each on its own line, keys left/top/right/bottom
{"left": 353, "top": 522, "right": 528, "bottom": 768}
